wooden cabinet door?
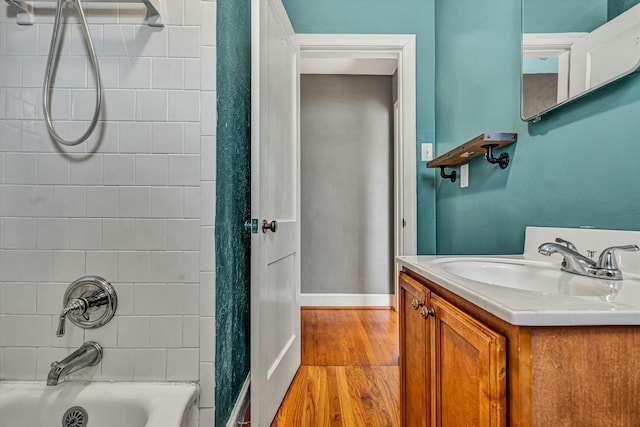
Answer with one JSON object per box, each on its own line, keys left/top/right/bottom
{"left": 430, "top": 293, "right": 506, "bottom": 427}
{"left": 399, "top": 273, "right": 431, "bottom": 427}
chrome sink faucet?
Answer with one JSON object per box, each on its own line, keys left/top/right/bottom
{"left": 538, "top": 238, "right": 639, "bottom": 280}
{"left": 47, "top": 341, "right": 102, "bottom": 386}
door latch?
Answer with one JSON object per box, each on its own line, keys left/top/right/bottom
{"left": 244, "top": 219, "right": 258, "bottom": 234}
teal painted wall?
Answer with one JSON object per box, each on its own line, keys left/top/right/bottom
{"left": 523, "top": 0, "right": 607, "bottom": 33}
{"left": 435, "top": 0, "right": 640, "bottom": 255}
{"left": 215, "top": 0, "right": 251, "bottom": 425}
{"left": 523, "top": 57, "right": 558, "bottom": 74}
{"left": 609, "top": 0, "right": 640, "bottom": 20}
{"left": 282, "top": 0, "right": 438, "bottom": 255}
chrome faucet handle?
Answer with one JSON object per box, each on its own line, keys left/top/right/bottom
{"left": 597, "top": 245, "right": 640, "bottom": 270}
{"left": 57, "top": 276, "right": 117, "bottom": 337}
{"left": 555, "top": 237, "right": 578, "bottom": 252}
{"left": 56, "top": 298, "right": 88, "bottom": 337}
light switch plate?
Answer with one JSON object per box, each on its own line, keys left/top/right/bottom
{"left": 460, "top": 164, "right": 469, "bottom": 188}
{"left": 421, "top": 143, "right": 433, "bottom": 162}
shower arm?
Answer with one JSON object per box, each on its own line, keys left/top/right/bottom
{"left": 4, "top": 0, "right": 164, "bottom": 27}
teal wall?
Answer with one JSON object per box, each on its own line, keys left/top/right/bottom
{"left": 215, "top": 0, "right": 251, "bottom": 425}
{"left": 523, "top": 0, "right": 607, "bottom": 33}
{"left": 282, "top": 0, "right": 438, "bottom": 255}
{"left": 609, "top": 0, "right": 640, "bottom": 20}
{"left": 523, "top": 0, "right": 640, "bottom": 33}
{"left": 523, "top": 57, "right": 558, "bottom": 74}
{"left": 435, "top": 0, "right": 640, "bottom": 255}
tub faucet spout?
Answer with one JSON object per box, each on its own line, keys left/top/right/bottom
{"left": 47, "top": 341, "right": 102, "bottom": 386}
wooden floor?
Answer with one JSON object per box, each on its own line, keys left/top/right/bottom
{"left": 271, "top": 308, "right": 400, "bottom": 427}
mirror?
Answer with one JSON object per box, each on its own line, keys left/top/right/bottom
{"left": 521, "top": 0, "right": 640, "bottom": 121}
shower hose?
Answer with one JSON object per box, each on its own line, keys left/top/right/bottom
{"left": 43, "top": 0, "right": 102, "bottom": 146}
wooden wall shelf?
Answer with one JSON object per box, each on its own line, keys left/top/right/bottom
{"left": 427, "top": 133, "right": 517, "bottom": 169}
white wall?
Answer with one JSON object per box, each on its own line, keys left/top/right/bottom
{"left": 300, "top": 74, "right": 393, "bottom": 295}
{"left": 0, "top": 0, "right": 216, "bottom": 423}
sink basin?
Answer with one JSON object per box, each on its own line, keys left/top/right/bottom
{"left": 434, "top": 259, "right": 620, "bottom": 297}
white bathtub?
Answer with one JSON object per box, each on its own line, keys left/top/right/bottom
{"left": 0, "top": 381, "right": 198, "bottom": 427}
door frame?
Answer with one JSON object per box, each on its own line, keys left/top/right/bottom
{"left": 296, "top": 34, "right": 417, "bottom": 308}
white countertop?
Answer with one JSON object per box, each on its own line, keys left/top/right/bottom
{"left": 397, "top": 255, "right": 640, "bottom": 326}
{"left": 396, "top": 227, "right": 640, "bottom": 326}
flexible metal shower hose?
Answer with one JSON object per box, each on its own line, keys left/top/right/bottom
{"left": 43, "top": 0, "right": 102, "bottom": 146}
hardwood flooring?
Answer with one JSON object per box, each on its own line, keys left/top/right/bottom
{"left": 271, "top": 308, "right": 400, "bottom": 427}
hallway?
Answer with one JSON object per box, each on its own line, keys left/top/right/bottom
{"left": 271, "top": 308, "right": 400, "bottom": 426}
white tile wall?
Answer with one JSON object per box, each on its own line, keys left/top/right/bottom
{"left": 134, "top": 348, "right": 167, "bottom": 380}
{"left": 101, "top": 348, "right": 134, "bottom": 379}
{"left": 0, "top": 0, "right": 217, "bottom": 420}
{"left": 135, "top": 154, "right": 167, "bottom": 185}
{"left": 152, "top": 122, "right": 184, "bottom": 153}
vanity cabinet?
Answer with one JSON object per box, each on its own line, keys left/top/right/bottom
{"left": 400, "top": 268, "right": 640, "bottom": 426}
{"left": 399, "top": 273, "right": 507, "bottom": 427}
{"left": 399, "top": 274, "right": 430, "bottom": 427}
{"left": 430, "top": 293, "right": 506, "bottom": 426}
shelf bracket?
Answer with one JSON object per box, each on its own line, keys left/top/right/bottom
{"left": 4, "top": 0, "right": 164, "bottom": 27}
{"left": 439, "top": 166, "right": 457, "bottom": 183}
{"left": 481, "top": 144, "right": 510, "bottom": 169}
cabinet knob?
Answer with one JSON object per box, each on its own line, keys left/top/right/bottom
{"left": 420, "top": 306, "right": 435, "bottom": 319}
{"left": 411, "top": 298, "right": 424, "bottom": 310}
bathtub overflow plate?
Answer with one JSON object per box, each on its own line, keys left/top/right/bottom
{"left": 62, "top": 406, "right": 88, "bottom": 427}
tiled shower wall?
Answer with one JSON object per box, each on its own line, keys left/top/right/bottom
{"left": 0, "top": 0, "right": 216, "bottom": 423}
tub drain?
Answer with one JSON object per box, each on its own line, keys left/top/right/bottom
{"left": 62, "top": 406, "right": 88, "bottom": 427}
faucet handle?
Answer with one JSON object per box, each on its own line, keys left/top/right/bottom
{"left": 597, "top": 245, "right": 640, "bottom": 270}
{"left": 57, "top": 276, "right": 117, "bottom": 337}
{"left": 555, "top": 237, "right": 578, "bottom": 251}
{"left": 56, "top": 298, "right": 88, "bottom": 337}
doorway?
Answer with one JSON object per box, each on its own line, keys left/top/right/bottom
{"left": 297, "top": 34, "right": 417, "bottom": 309}
{"left": 248, "top": 27, "right": 417, "bottom": 425}
{"left": 300, "top": 74, "right": 394, "bottom": 303}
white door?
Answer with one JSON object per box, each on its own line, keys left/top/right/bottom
{"left": 569, "top": 4, "right": 640, "bottom": 97}
{"left": 250, "top": 0, "right": 300, "bottom": 426}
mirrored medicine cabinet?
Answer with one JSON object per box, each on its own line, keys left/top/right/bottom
{"left": 521, "top": 0, "right": 640, "bottom": 121}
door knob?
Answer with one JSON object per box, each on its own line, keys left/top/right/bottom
{"left": 262, "top": 220, "right": 278, "bottom": 233}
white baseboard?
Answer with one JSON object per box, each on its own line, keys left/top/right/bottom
{"left": 301, "top": 293, "right": 395, "bottom": 307}
{"left": 226, "top": 374, "right": 251, "bottom": 427}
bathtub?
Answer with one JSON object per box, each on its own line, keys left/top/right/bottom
{"left": 0, "top": 381, "right": 198, "bottom": 427}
